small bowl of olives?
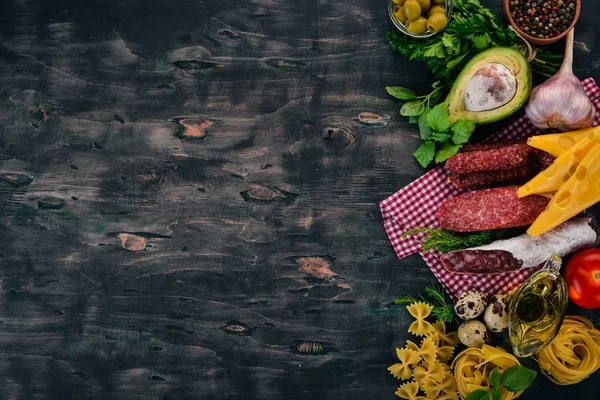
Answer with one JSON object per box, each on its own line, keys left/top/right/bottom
{"left": 389, "top": 0, "right": 453, "bottom": 38}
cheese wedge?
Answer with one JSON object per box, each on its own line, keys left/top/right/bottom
{"left": 518, "top": 131, "right": 599, "bottom": 198}
{"left": 527, "top": 126, "right": 600, "bottom": 157}
{"left": 528, "top": 142, "right": 600, "bottom": 236}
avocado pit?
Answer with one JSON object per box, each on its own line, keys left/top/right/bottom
{"left": 464, "top": 63, "right": 518, "bottom": 112}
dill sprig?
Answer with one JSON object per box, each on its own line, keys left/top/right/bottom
{"left": 402, "top": 227, "right": 508, "bottom": 254}
{"left": 395, "top": 284, "right": 456, "bottom": 323}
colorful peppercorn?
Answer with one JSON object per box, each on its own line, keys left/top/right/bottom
{"left": 509, "top": 0, "right": 576, "bottom": 40}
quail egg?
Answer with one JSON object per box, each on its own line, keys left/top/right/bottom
{"left": 484, "top": 294, "right": 510, "bottom": 333}
{"left": 458, "top": 320, "right": 490, "bottom": 347}
{"left": 454, "top": 290, "right": 488, "bottom": 320}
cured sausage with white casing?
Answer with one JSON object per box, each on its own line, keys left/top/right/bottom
{"left": 440, "top": 217, "right": 598, "bottom": 274}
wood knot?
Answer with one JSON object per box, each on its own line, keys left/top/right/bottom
{"left": 0, "top": 173, "right": 33, "bottom": 187}
{"left": 173, "top": 117, "right": 213, "bottom": 140}
{"left": 171, "top": 60, "right": 223, "bottom": 70}
{"left": 354, "top": 112, "right": 390, "bottom": 128}
{"left": 240, "top": 186, "right": 298, "bottom": 204}
{"left": 220, "top": 320, "right": 257, "bottom": 336}
{"left": 265, "top": 58, "right": 306, "bottom": 69}
{"left": 37, "top": 197, "right": 64, "bottom": 210}
{"left": 117, "top": 233, "right": 147, "bottom": 251}
{"left": 322, "top": 126, "right": 355, "bottom": 151}
{"left": 292, "top": 256, "right": 337, "bottom": 281}
{"left": 141, "top": 169, "right": 161, "bottom": 184}
{"left": 28, "top": 105, "right": 47, "bottom": 128}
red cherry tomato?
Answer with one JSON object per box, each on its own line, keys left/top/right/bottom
{"left": 565, "top": 248, "right": 600, "bottom": 309}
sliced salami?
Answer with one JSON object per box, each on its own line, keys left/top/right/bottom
{"left": 437, "top": 186, "right": 549, "bottom": 232}
{"left": 448, "top": 164, "right": 536, "bottom": 190}
{"left": 532, "top": 149, "right": 556, "bottom": 170}
{"left": 446, "top": 144, "right": 533, "bottom": 174}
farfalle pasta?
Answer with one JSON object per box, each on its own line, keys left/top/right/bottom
{"left": 388, "top": 348, "right": 422, "bottom": 380}
{"left": 432, "top": 321, "right": 459, "bottom": 347}
{"left": 406, "top": 302, "right": 434, "bottom": 336}
{"left": 395, "top": 381, "right": 428, "bottom": 400}
{"left": 419, "top": 336, "right": 438, "bottom": 365}
{"left": 389, "top": 302, "right": 460, "bottom": 400}
{"left": 535, "top": 315, "right": 600, "bottom": 385}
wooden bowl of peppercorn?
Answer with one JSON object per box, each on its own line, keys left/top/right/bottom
{"left": 504, "top": 0, "right": 580, "bottom": 46}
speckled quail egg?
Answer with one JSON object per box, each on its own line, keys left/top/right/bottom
{"left": 458, "top": 320, "right": 490, "bottom": 347}
{"left": 484, "top": 294, "right": 510, "bottom": 333}
{"left": 454, "top": 290, "right": 488, "bottom": 320}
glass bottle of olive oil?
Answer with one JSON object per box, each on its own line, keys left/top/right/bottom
{"left": 508, "top": 255, "right": 568, "bottom": 358}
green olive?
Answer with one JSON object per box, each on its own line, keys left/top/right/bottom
{"left": 414, "top": 0, "right": 431, "bottom": 12}
{"left": 427, "top": 4, "right": 445, "bottom": 17}
{"left": 393, "top": 6, "right": 408, "bottom": 24}
{"left": 403, "top": 0, "right": 422, "bottom": 21}
{"left": 406, "top": 17, "right": 428, "bottom": 34}
{"left": 434, "top": 0, "right": 445, "bottom": 4}
{"left": 392, "top": 0, "right": 406, "bottom": 4}
{"left": 427, "top": 13, "right": 448, "bottom": 33}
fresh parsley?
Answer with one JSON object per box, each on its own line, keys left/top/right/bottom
{"left": 465, "top": 366, "right": 537, "bottom": 400}
{"left": 395, "top": 284, "right": 456, "bottom": 323}
{"left": 401, "top": 227, "right": 508, "bottom": 254}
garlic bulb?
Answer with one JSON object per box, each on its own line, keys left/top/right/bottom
{"left": 526, "top": 29, "right": 595, "bottom": 131}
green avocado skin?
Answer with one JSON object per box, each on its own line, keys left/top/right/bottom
{"left": 445, "top": 47, "right": 533, "bottom": 125}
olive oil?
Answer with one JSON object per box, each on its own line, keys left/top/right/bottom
{"left": 508, "top": 255, "right": 568, "bottom": 358}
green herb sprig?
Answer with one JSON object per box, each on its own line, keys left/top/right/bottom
{"left": 465, "top": 366, "right": 537, "bottom": 400}
{"left": 395, "top": 284, "right": 457, "bottom": 323}
{"left": 402, "top": 227, "right": 509, "bottom": 253}
{"left": 384, "top": 94, "right": 476, "bottom": 167}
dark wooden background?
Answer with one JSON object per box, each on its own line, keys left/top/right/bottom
{"left": 1, "top": 0, "right": 599, "bottom": 399}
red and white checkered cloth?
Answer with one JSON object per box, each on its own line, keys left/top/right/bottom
{"left": 380, "top": 78, "right": 600, "bottom": 300}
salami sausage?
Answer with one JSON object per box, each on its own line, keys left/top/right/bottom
{"left": 446, "top": 144, "right": 533, "bottom": 174}
{"left": 532, "top": 149, "right": 556, "bottom": 170}
{"left": 441, "top": 250, "right": 522, "bottom": 274}
{"left": 448, "top": 164, "right": 536, "bottom": 190}
{"left": 440, "top": 217, "right": 598, "bottom": 274}
{"left": 437, "top": 186, "right": 549, "bottom": 232}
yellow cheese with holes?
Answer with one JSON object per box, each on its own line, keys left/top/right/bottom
{"left": 527, "top": 126, "right": 600, "bottom": 157}
{"left": 518, "top": 131, "right": 600, "bottom": 198}
{"left": 528, "top": 143, "right": 600, "bottom": 236}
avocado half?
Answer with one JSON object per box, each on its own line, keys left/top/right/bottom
{"left": 446, "top": 47, "right": 532, "bottom": 125}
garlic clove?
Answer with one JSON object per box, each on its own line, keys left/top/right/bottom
{"left": 525, "top": 29, "right": 596, "bottom": 132}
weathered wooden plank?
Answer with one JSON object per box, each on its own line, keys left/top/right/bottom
{"left": 0, "top": 0, "right": 599, "bottom": 399}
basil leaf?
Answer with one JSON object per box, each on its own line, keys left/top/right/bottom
{"left": 464, "top": 389, "right": 491, "bottom": 400}
{"left": 409, "top": 116, "right": 419, "bottom": 124}
{"left": 386, "top": 86, "right": 417, "bottom": 101}
{"left": 431, "top": 131, "right": 451, "bottom": 143}
{"left": 413, "top": 141, "right": 435, "bottom": 168}
{"left": 491, "top": 388, "right": 503, "bottom": 400}
{"left": 450, "top": 119, "right": 476, "bottom": 145}
{"left": 435, "top": 142, "right": 461, "bottom": 163}
{"left": 490, "top": 368, "right": 500, "bottom": 389}
{"left": 501, "top": 366, "right": 537, "bottom": 392}
{"left": 427, "top": 103, "right": 450, "bottom": 132}
{"left": 401, "top": 100, "right": 426, "bottom": 117}
{"left": 418, "top": 108, "right": 432, "bottom": 140}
